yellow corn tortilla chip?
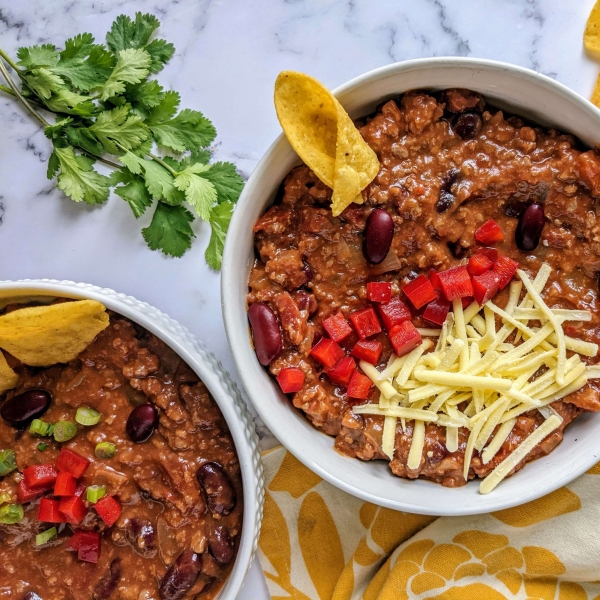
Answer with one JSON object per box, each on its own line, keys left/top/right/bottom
{"left": 586, "top": 1, "right": 600, "bottom": 56}
{"left": 274, "top": 71, "right": 380, "bottom": 216}
{"left": 0, "top": 351, "right": 18, "bottom": 393}
{"left": 0, "top": 300, "right": 109, "bottom": 366}
{"left": 592, "top": 72, "right": 600, "bottom": 109}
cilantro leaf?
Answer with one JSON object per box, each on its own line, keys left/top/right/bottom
{"left": 24, "top": 68, "right": 64, "bottom": 99}
{"left": 145, "top": 38, "right": 175, "bottom": 73}
{"left": 145, "top": 90, "right": 179, "bottom": 123}
{"left": 201, "top": 162, "right": 244, "bottom": 204}
{"left": 44, "top": 117, "right": 73, "bottom": 141}
{"left": 206, "top": 201, "right": 234, "bottom": 270}
{"left": 47, "top": 151, "right": 60, "bottom": 180}
{"left": 101, "top": 48, "right": 151, "bottom": 101}
{"left": 43, "top": 89, "right": 96, "bottom": 116}
{"left": 125, "top": 80, "right": 165, "bottom": 118}
{"left": 106, "top": 13, "right": 160, "bottom": 52}
{"left": 54, "top": 146, "right": 111, "bottom": 204}
{"left": 149, "top": 108, "right": 216, "bottom": 153}
{"left": 112, "top": 168, "right": 153, "bottom": 218}
{"left": 89, "top": 106, "right": 149, "bottom": 153}
{"left": 17, "top": 44, "right": 58, "bottom": 69}
{"left": 142, "top": 202, "right": 194, "bottom": 257}
{"left": 173, "top": 163, "right": 217, "bottom": 220}
{"left": 64, "top": 126, "right": 104, "bottom": 156}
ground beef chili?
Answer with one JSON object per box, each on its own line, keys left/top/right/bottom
{"left": 247, "top": 88, "right": 600, "bottom": 487}
{"left": 0, "top": 308, "right": 242, "bottom": 599}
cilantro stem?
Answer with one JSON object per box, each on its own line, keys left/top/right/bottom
{"left": 148, "top": 151, "right": 179, "bottom": 176}
{"left": 0, "top": 48, "right": 20, "bottom": 73}
{"left": 0, "top": 84, "right": 15, "bottom": 97}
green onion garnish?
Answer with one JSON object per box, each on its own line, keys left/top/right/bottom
{"left": 37, "top": 443, "right": 48, "bottom": 452}
{"left": 95, "top": 442, "right": 117, "bottom": 459}
{"left": 35, "top": 526, "right": 57, "bottom": 546}
{"left": 0, "top": 449, "right": 17, "bottom": 476}
{"left": 86, "top": 485, "right": 107, "bottom": 504}
{"left": 30, "top": 419, "right": 52, "bottom": 436}
{"left": 53, "top": 421, "right": 77, "bottom": 442}
{"left": 75, "top": 407, "right": 101, "bottom": 426}
{"left": 0, "top": 503, "right": 24, "bottom": 524}
{"left": 0, "top": 492, "right": 11, "bottom": 505}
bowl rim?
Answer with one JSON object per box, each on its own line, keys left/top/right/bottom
{"left": 221, "top": 57, "right": 600, "bottom": 516}
{"left": 0, "top": 278, "right": 263, "bottom": 600}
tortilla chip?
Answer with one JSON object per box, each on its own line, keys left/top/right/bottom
{"left": 586, "top": 1, "right": 600, "bottom": 56}
{"left": 0, "top": 300, "right": 109, "bottom": 366}
{"left": 0, "top": 351, "right": 18, "bottom": 393}
{"left": 274, "top": 71, "right": 379, "bottom": 216}
{"left": 592, "top": 72, "right": 600, "bottom": 109}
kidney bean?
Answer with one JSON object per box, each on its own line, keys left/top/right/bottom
{"left": 247, "top": 302, "right": 282, "bottom": 366}
{"left": 197, "top": 462, "right": 236, "bottom": 516}
{"left": 515, "top": 202, "right": 545, "bottom": 252}
{"left": 447, "top": 240, "right": 468, "bottom": 259}
{"left": 1, "top": 389, "right": 51, "bottom": 427}
{"left": 363, "top": 209, "right": 393, "bottom": 264}
{"left": 126, "top": 518, "right": 156, "bottom": 557}
{"left": 159, "top": 550, "right": 202, "bottom": 600}
{"left": 126, "top": 404, "right": 159, "bottom": 443}
{"left": 453, "top": 111, "right": 483, "bottom": 139}
{"left": 208, "top": 526, "right": 235, "bottom": 564}
{"left": 92, "top": 558, "right": 122, "bottom": 600}
{"left": 436, "top": 169, "right": 460, "bottom": 213}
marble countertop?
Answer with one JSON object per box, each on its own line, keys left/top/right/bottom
{"left": 1, "top": 0, "right": 599, "bottom": 597}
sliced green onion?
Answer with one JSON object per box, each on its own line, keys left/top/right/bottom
{"left": 0, "top": 449, "right": 17, "bottom": 476}
{"left": 75, "top": 407, "right": 101, "bottom": 426}
{"left": 30, "top": 419, "right": 51, "bottom": 436}
{"left": 36, "top": 526, "right": 57, "bottom": 546}
{"left": 47, "top": 423, "right": 55, "bottom": 437}
{"left": 0, "top": 492, "right": 11, "bottom": 505}
{"left": 95, "top": 442, "right": 117, "bottom": 459}
{"left": 37, "top": 443, "right": 48, "bottom": 452}
{"left": 53, "top": 421, "right": 77, "bottom": 442}
{"left": 0, "top": 503, "right": 24, "bottom": 524}
{"left": 86, "top": 485, "right": 107, "bottom": 504}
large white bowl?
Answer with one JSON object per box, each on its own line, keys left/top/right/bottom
{"left": 0, "top": 279, "right": 263, "bottom": 599}
{"left": 222, "top": 58, "right": 600, "bottom": 516}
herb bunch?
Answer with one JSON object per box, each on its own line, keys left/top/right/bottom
{"left": 0, "top": 12, "right": 244, "bottom": 268}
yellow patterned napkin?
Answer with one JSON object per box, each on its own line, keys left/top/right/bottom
{"left": 258, "top": 446, "right": 600, "bottom": 600}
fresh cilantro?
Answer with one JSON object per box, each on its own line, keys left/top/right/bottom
{"left": 0, "top": 12, "right": 244, "bottom": 266}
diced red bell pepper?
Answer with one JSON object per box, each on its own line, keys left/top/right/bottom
{"left": 429, "top": 269, "right": 443, "bottom": 292}
{"left": 467, "top": 253, "right": 494, "bottom": 276}
{"left": 477, "top": 247, "right": 499, "bottom": 262}
{"left": 54, "top": 471, "right": 77, "bottom": 497}
{"left": 472, "top": 270, "right": 500, "bottom": 306}
{"left": 310, "top": 337, "right": 345, "bottom": 370}
{"left": 94, "top": 496, "right": 122, "bottom": 527}
{"left": 377, "top": 297, "right": 411, "bottom": 331}
{"left": 326, "top": 356, "right": 356, "bottom": 386}
{"left": 388, "top": 321, "right": 422, "bottom": 357}
{"left": 493, "top": 256, "right": 519, "bottom": 290}
{"left": 461, "top": 296, "right": 474, "bottom": 310}
{"left": 423, "top": 296, "right": 451, "bottom": 326}
{"left": 351, "top": 340, "right": 383, "bottom": 365}
{"left": 349, "top": 307, "right": 382, "bottom": 339}
{"left": 74, "top": 484, "right": 87, "bottom": 498}
{"left": 77, "top": 531, "right": 101, "bottom": 564}
{"left": 402, "top": 274, "right": 437, "bottom": 309}
{"left": 56, "top": 448, "right": 90, "bottom": 479}
{"left": 276, "top": 367, "right": 305, "bottom": 394}
{"left": 17, "top": 479, "right": 53, "bottom": 503}
{"left": 437, "top": 266, "right": 474, "bottom": 300}
{"left": 322, "top": 311, "right": 353, "bottom": 343}
{"left": 346, "top": 371, "right": 373, "bottom": 400}
{"left": 23, "top": 464, "right": 58, "bottom": 489}
{"left": 68, "top": 530, "right": 84, "bottom": 551}
{"left": 59, "top": 495, "right": 88, "bottom": 525}
{"left": 367, "top": 281, "right": 392, "bottom": 303}
{"left": 37, "top": 498, "right": 66, "bottom": 523}
{"left": 475, "top": 219, "right": 504, "bottom": 244}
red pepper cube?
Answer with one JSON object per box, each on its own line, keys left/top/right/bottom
{"left": 346, "top": 371, "right": 373, "bottom": 400}
{"left": 467, "top": 253, "right": 494, "bottom": 276}
{"left": 95, "top": 496, "right": 122, "bottom": 528}
{"left": 78, "top": 531, "right": 101, "bottom": 564}
{"left": 54, "top": 471, "right": 77, "bottom": 497}
{"left": 461, "top": 296, "right": 475, "bottom": 310}
{"left": 477, "top": 247, "right": 499, "bottom": 262}
{"left": 472, "top": 270, "right": 500, "bottom": 306}
{"left": 37, "top": 498, "right": 66, "bottom": 523}
{"left": 56, "top": 448, "right": 90, "bottom": 479}
{"left": 429, "top": 269, "right": 443, "bottom": 292}
{"left": 326, "top": 356, "right": 356, "bottom": 387}
{"left": 351, "top": 340, "right": 383, "bottom": 365}
{"left": 475, "top": 219, "right": 504, "bottom": 244}
{"left": 23, "top": 464, "right": 58, "bottom": 489}
{"left": 388, "top": 321, "right": 422, "bottom": 357}
{"left": 437, "top": 266, "right": 474, "bottom": 301}
{"left": 367, "top": 282, "right": 392, "bottom": 303}
{"left": 377, "top": 297, "right": 411, "bottom": 331}
{"left": 423, "top": 296, "right": 451, "bottom": 326}
{"left": 68, "top": 530, "right": 84, "bottom": 551}
{"left": 402, "top": 274, "right": 437, "bottom": 309}
{"left": 59, "top": 495, "right": 88, "bottom": 525}
{"left": 322, "top": 311, "right": 353, "bottom": 343}
{"left": 349, "top": 307, "right": 382, "bottom": 339}
{"left": 493, "top": 256, "right": 519, "bottom": 290}
{"left": 310, "top": 337, "right": 345, "bottom": 370}
{"left": 17, "top": 479, "right": 53, "bottom": 504}
{"left": 276, "top": 367, "right": 305, "bottom": 394}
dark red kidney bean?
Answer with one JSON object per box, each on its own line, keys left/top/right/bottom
{"left": 1, "top": 389, "right": 51, "bottom": 427}
{"left": 197, "top": 462, "right": 236, "bottom": 516}
{"left": 92, "top": 558, "right": 122, "bottom": 600}
{"left": 208, "top": 526, "right": 235, "bottom": 564}
{"left": 436, "top": 169, "right": 460, "bottom": 213}
{"left": 447, "top": 240, "right": 468, "bottom": 259}
{"left": 504, "top": 199, "right": 528, "bottom": 218}
{"left": 22, "top": 593, "right": 43, "bottom": 600}
{"left": 311, "top": 331, "right": 323, "bottom": 348}
{"left": 126, "top": 403, "right": 159, "bottom": 443}
{"left": 247, "top": 302, "right": 282, "bottom": 366}
{"left": 363, "top": 209, "right": 393, "bottom": 264}
{"left": 515, "top": 203, "right": 545, "bottom": 252}
{"left": 126, "top": 518, "right": 156, "bottom": 557}
{"left": 159, "top": 550, "right": 202, "bottom": 600}
{"left": 453, "top": 111, "right": 483, "bottom": 139}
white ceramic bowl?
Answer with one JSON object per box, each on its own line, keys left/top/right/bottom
{"left": 0, "top": 279, "right": 263, "bottom": 599}
{"left": 222, "top": 57, "right": 600, "bottom": 516}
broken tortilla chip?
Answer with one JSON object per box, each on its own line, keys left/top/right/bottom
{"left": 0, "top": 300, "right": 109, "bottom": 366}
{"left": 0, "top": 351, "right": 18, "bottom": 394}
{"left": 586, "top": 1, "right": 600, "bottom": 57}
{"left": 274, "top": 71, "right": 380, "bottom": 216}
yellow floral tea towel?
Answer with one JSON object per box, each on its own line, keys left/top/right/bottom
{"left": 258, "top": 446, "right": 600, "bottom": 600}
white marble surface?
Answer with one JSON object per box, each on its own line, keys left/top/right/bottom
{"left": 1, "top": 0, "right": 600, "bottom": 597}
